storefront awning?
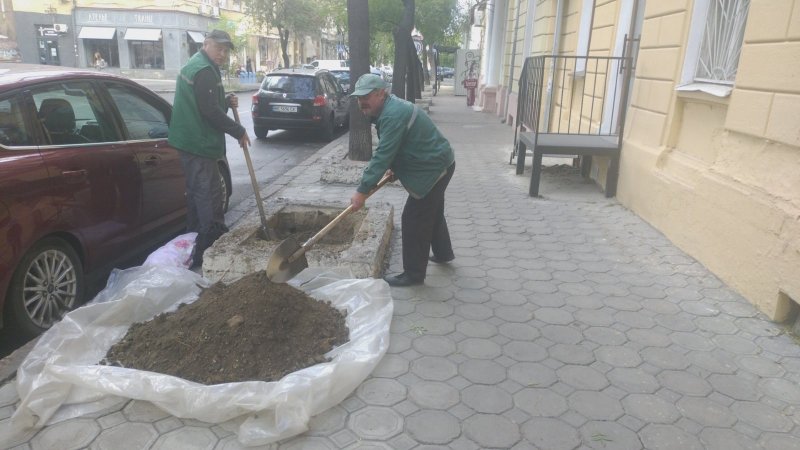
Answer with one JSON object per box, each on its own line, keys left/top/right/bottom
{"left": 124, "top": 28, "right": 162, "bottom": 41}
{"left": 78, "top": 27, "right": 117, "bottom": 40}
{"left": 187, "top": 31, "right": 206, "bottom": 44}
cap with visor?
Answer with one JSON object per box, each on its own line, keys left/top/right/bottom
{"left": 350, "top": 74, "right": 388, "bottom": 97}
{"left": 206, "top": 29, "right": 235, "bottom": 50}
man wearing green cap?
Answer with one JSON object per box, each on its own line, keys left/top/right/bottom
{"left": 349, "top": 74, "right": 456, "bottom": 287}
{"left": 169, "top": 29, "right": 250, "bottom": 268}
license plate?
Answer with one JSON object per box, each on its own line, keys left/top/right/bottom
{"left": 273, "top": 105, "right": 298, "bottom": 113}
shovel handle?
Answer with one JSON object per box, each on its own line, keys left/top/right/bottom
{"left": 232, "top": 105, "right": 273, "bottom": 240}
{"left": 288, "top": 173, "right": 392, "bottom": 263}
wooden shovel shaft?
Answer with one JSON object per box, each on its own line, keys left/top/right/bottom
{"left": 287, "top": 173, "right": 392, "bottom": 263}
{"left": 232, "top": 106, "right": 272, "bottom": 239}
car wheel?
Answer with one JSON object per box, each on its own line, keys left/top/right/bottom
{"left": 321, "top": 114, "right": 335, "bottom": 142}
{"left": 218, "top": 164, "right": 230, "bottom": 213}
{"left": 254, "top": 127, "right": 269, "bottom": 139}
{"left": 8, "top": 237, "right": 84, "bottom": 338}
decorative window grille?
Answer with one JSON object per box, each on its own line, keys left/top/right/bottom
{"left": 694, "top": 0, "right": 750, "bottom": 85}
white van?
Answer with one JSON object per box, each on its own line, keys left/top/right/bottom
{"left": 310, "top": 59, "right": 348, "bottom": 70}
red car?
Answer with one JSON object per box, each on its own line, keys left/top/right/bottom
{"left": 0, "top": 63, "right": 231, "bottom": 338}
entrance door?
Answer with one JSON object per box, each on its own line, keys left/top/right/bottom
{"left": 37, "top": 37, "right": 61, "bottom": 65}
{"left": 600, "top": 0, "right": 645, "bottom": 134}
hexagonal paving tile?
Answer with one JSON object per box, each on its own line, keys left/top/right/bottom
{"left": 548, "top": 343, "right": 595, "bottom": 365}
{"left": 579, "top": 420, "right": 643, "bottom": 449}
{"left": 151, "top": 426, "right": 218, "bottom": 450}
{"left": 307, "top": 405, "right": 347, "bottom": 436}
{"left": 521, "top": 417, "right": 580, "bottom": 450}
{"left": 408, "top": 381, "right": 459, "bottom": 410}
{"left": 412, "top": 335, "right": 457, "bottom": 357}
{"left": 356, "top": 378, "right": 407, "bottom": 406}
{"left": 463, "top": 414, "right": 521, "bottom": 448}
{"left": 514, "top": 388, "right": 568, "bottom": 417}
{"left": 405, "top": 410, "right": 460, "bottom": 445}
{"left": 31, "top": 418, "right": 100, "bottom": 449}
{"left": 459, "top": 359, "right": 506, "bottom": 384}
{"left": 607, "top": 367, "right": 660, "bottom": 394}
{"left": 621, "top": 394, "right": 681, "bottom": 424}
{"left": 462, "top": 385, "right": 513, "bottom": 414}
{"left": 639, "top": 424, "right": 704, "bottom": 450}
{"left": 123, "top": 401, "right": 170, "bottom": 423}
{"left": 676, "top": 397, "right": 737, "bottom": 427}
{"left": 411, "top": 356, "right": 458, "bottom": 381}
{"left": 557, "top": 365, "right": 609, "bottom": 390}
{"left": 502, "top": 341, "right": 547, "bottom": 362}
{"left": 567, "top": 391, "right": 623, "bottom": 420}
{"left": 348, "top": 406, "right": 404, "bottom": 440}
{"left": 92, "top": 422, "right": 158, "bottom": 449}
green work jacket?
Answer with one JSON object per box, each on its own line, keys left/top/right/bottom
{"left": 358, "top": 95, "right": 455, "bottom": 198}
{"left": 168, "top": 51, "right": 227, "bottom": 158}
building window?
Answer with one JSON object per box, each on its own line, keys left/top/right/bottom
{"left": 681, "top": 0, "right": 750, "bottom": 94}
{"left": 130, "top": 40, "right": 164, "bottom": 69}
{"left": 78, "top": 27, "right": 119, "bottom": 68}
{"left": 695, "top": 0, "right": 749, "bottom": 84}
{"left": 124, "top": 28, "right": 164, "bottom": 69}
{"left": 84, "top": 39, "right": 119, "bottom": 68}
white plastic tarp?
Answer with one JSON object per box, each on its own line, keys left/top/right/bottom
{"left": 7, "top": 266, "right": 392, "bottom": 446}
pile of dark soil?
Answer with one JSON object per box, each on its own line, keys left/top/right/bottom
{"left": 102, "top": 271, "right": 349, "bottom": 385}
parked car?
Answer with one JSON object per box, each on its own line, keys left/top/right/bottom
{"left": 0, "top": 63, "right": 232, "bottom": 338}
{"left": 436, "top": 66, "right": 455, "bottom": 80}
{"left": 329, "top": 69, "right": 351, "bottom": 93}
{"left": 251, "top": 68, "right": 350, "bottom": 141}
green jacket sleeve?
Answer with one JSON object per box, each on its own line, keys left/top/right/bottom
{"left": 357, "top": 104, "right": 410, "bottom": 194}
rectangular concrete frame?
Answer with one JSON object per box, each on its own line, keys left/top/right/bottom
{"left": 203, "top": 199, "right": 394, "bottom": 284}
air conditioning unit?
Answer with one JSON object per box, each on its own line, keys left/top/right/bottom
{"left": 53, "top": 24, "right": 69, "bottom": 33}
{"left": 211, "top": 6, "right": 220, "bottom": 18}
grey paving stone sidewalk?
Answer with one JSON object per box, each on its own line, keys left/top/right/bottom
{"left": 2, "top": 88, "right": 800, "bottom": 449}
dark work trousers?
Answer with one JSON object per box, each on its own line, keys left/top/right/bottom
{"left": 178, "top": 150, "right": 227, "bottom": 266}
{"left": 401, "top": 162, "right": 456, "bottom": 279}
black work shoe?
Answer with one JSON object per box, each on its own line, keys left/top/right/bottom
{"left": 384, "top": 273, "right": 424, "bottom": 287}
{"left": 429, "top": 255, "right": 455, "bottom": 264}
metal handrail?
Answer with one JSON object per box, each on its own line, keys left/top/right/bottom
{"left": 513, "top": 54, "right": 633, "bottom": 156}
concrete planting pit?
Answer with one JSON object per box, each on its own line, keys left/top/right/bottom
{"left": 204, "top": 200, "right": 394, "bottom": 283}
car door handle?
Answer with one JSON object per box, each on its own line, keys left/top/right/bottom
{"left": 62, "top": 169, "right": 87, "bottom": 184}
{"left": 144, "top": 155, "right": 160, "bottom": 166}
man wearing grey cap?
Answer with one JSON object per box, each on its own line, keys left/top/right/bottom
{"left": 349, "top": 74, "right": 456, "bottom": 287}
{"left": 169, "top": 29, "right": 250, "bottom": 268}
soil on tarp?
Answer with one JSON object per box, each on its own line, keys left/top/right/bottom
{"left": 102, "top": 270, "right": 349, "bottom": 385}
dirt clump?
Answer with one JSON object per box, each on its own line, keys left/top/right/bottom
{"left": 102, "top": 270, "right": 349, "bottom": 385}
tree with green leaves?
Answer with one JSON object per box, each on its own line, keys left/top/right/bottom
{"left": 241, "top": 0, "right": 327, "bottom": 68}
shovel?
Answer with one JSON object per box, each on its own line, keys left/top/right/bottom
{"left": 266, "top": 173, "right": 392, "bottom": 283}
{"left": 232, "top": 105, "right": 276, "bottom": 241}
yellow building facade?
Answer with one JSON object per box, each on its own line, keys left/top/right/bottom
{"left": 484, "top": 0, "right": 799, "bottom": 320}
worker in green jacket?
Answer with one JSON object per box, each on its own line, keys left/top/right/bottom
{"left": 169, "top": 29, "right": 249, "bottom": 268}
{"left": 350, "top": 74, "right": 456, "bottom": 287}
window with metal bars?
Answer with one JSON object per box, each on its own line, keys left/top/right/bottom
{"left": 694, "top": 0, "right": 750, "bottom": 85}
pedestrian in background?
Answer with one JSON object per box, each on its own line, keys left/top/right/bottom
{"left": 168, "top": 29, "right": 250, "bottom": 268}
{"left": 93, "top": 51, "right": 106, "bottom": 69}
{"left": 246, "top": 57, "right": 253, "bottom": 74}
{"left": 349, "top": 74, "right": 456, "bottom": 287}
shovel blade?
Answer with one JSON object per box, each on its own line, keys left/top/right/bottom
{"left": 266, "top": 236, "right": 309, "bottom": 283}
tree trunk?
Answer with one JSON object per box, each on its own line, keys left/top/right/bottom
{"left": 279, "top": 27, "right": 290, "bottom": 68}
{"left": 347, "top": 0, "right": 372, "bottom": 161}
{"left": 392, "top": 0, "right": 415, "bottom": 100}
